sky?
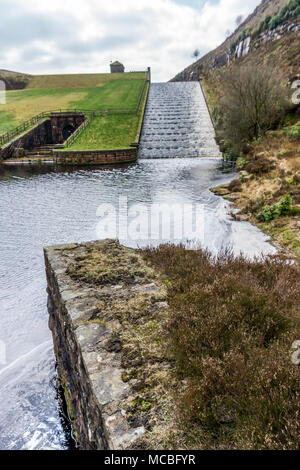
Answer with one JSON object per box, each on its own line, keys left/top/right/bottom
{"left": 0, "top": 0, "right": 260, "bottom": 82}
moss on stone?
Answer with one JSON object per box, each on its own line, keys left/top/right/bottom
{"left": 66, "top": 240, "right": 154, "bottom": 285}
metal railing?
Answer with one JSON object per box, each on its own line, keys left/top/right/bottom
{"left": 64, "top": 112, "right": 97, "bottom": 148}
{"left": 135, "top": 79, "right": 148, "bottom": 113}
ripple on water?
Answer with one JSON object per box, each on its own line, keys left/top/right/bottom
{"left": 0, "top": 159, "right": 276, "bottom": 449}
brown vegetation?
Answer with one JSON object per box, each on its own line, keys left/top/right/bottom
{"left": 142, "top": 244, "right": 300, "bottom": 450}
{"left": 219, "top": 63, "right": 288, "bottom": 153}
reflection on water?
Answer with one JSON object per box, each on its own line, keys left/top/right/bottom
{"left": 0, "top": 159, "right": 275, "bottom": 449}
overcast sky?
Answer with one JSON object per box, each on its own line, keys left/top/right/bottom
{"left": 0, "top": 0, "right": 259, "bottom": 81}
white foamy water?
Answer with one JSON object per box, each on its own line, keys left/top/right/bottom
{"left": 139, "top": 82, "right": 221, "bottom": 158}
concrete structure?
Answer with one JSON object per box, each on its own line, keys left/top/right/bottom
{"left": 110, "top": 61, "right": 125, "bottom": 73}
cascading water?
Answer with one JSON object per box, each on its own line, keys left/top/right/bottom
{"left": 138, "top": 82, "right": 221, "bottom": 159}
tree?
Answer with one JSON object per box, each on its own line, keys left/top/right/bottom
{"left": 220, "top": 64, "right": 288, "bottom": 153}
{"left": 235, "top": 15, "right": 243, "bottom": 27}
{"left": 192, "top": 49, "right": 200, "bottom": 61}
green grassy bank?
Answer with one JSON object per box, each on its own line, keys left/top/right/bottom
{"left": 0, "top": 72, "right": 145, "bottom": 134}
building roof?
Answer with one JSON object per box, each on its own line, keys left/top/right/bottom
{"left": 111, "top": 61, "right": 124, "bottom": 66}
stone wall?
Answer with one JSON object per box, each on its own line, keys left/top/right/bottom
{"left": 50, "top": 113, "right": 85, "bottom": 144}
{"left": 0, "top": 119, "right": 51, "bottom": 159}
{"left": 44, "top": 240, "right": 164, "bottom": 449}
{"left": 0, "top": 113, "right": 86, "bottom": 160}
{"left": 52, "top": 147, "right": 137, "bottom": 165}
{"left": 19, "top": 119, "right": 53, "bottom": 150}
{"left": 45, "top": 246, "right": 108, "bottom": 450}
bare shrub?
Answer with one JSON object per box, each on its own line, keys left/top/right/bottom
{"left": 220, "top": 64, "right": 288, "bottom": 153}
{"left": 228, "top": 178, "right": 242, "bottom": 191}
{"left": 245, "top": 154, "right": 274, "bottom": 174}
{"left": 142, "top": 245, "right": 300, "bottom": 449}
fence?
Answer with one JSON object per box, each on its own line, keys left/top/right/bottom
{"left": 64, "top": 112, "right": 96, "bottom": 148}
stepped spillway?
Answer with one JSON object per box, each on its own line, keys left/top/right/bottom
{"left": 138, "top": 82, "right": 221, "bottom": 159}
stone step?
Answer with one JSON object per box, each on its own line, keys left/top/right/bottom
{"left": 138, "top": 82, "right": 221, "bottom": 159}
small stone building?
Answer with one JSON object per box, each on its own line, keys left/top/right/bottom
{"left": 110, "top": 61, "right": 125, "bottom": 73}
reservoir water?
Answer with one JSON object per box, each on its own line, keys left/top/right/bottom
{"left": 0, "top": 82, "right": 276, "bottom": 449}
{"left": 0, "top": 159, "right": 276, "bottom": 449}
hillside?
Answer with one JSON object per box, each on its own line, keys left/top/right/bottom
{"left": 0, "top": 71, "right": 147, "bottom": 149}
{"left": 172, "top": 0, "right": 300, "bottom": 83}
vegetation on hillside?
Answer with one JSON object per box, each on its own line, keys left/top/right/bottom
{"left": 213, "top": 130, "right": 300, "bottom": 257}
{"left": 172, "top": 0, "right": 300, "bottom": 82}
{"left": 230, "top": 0, "right": 300, "bottom": 52}
{"left": 202, "top": 54, "right": 300, "bottom": 257}
{"left": 217, "top": 64, "right": 288, "bottom": 155}
{"left": 0, "top": 70, "right": 31, "bottom": 90}
{"left": 138, "top": 244, "right": 300, "bottom": 449}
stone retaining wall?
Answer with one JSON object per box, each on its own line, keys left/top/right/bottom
{"left": 52, "top": 147, "right": 137, "bottom": 165}
{"left": 44, "top": 240, "right": 165, "bottom": 449}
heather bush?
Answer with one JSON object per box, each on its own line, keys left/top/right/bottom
{"left": 227, "top": 178, "right": 242, "bottom": 192}
{"left": 245, "top": 154, "right": 274, "bottom": 175}
{"left": 142, "top": 245, "right": 300, "bottom": 449}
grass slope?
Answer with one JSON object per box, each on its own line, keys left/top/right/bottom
{"left": 68, "top": 114, "right": 140, "bottom": 150}
{"left": 26, "top": 72, "right": 145, "bottom": 89}
{"left": 0, "top": 74, "right": 145, "bottom": 137}
{"left": 68, "top": 82, "right": 149, "bottom": 150}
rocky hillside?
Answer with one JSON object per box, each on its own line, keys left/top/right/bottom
{"left": 172, "top": 0, "right": 300, "bottom": 83}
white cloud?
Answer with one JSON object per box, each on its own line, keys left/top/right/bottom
{"left": 0, "top": 0, "right": 260, "bottom": 81}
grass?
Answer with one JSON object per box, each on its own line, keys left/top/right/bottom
{"left": 69, "top": 79, "right": 144, "bottom": 110}
{"left": 0, "top": 88, "right": 87, "bottom": 133}
{"left": 140, "top": 244, "right": 300, "bottom": 450}
{"left": 258, "top": 217, "right": 300, "bottom": 257}
{"left": 66, "top": 240, "right": 300, "bottom": 450}
{"left": 26, "top": 72, "right": 145, "bottom": 89}
{"left": 0, "top": 73, "right": 145, "bottom": 135}
{"left": 67, "top": 114, "right": 140, "bottom": 150}
{"left": 67, "top": 81, "right": 148, "bottom": 150}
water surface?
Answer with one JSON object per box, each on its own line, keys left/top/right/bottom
{"left": 0, "top": 159, "right": 276, "bottom": 449}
